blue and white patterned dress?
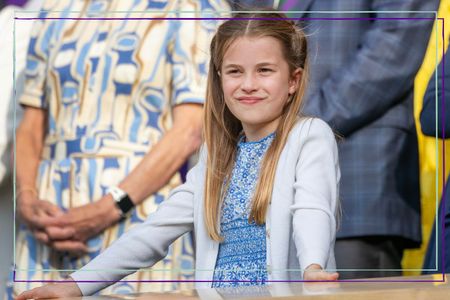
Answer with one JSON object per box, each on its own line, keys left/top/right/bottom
{"left": 13, "top": 0, "right": 227, "bottom": 296}
{"left": 212, "top": 133, "right": 275, "bottom": 288}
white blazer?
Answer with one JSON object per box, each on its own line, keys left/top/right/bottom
{"left": 72, "top": 118, "right": 340, "bottom": 295}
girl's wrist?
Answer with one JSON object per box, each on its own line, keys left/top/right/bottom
{"left": 305, "top": 264, "right": 323, "bottom": 271}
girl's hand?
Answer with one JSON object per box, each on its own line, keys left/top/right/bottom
{"left": 304, "top": 264, "right": 339, "bottom": 281}
{"left": 16, "top": 279, "right": 82, "bottom": 300}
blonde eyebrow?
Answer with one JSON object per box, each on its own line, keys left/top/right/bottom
{"left": 256, "top": 62, "right": 278, "bottom": 67}
{"left": 223, "top": 62, "right": 278, "bottom": 69}
{"left": 223, "top": 64, "right": 242, "bottom": 69}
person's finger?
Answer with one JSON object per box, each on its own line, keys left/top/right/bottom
{"left": 39, "top": 213, "right": 72, "bottom": 227}
{"left": 33, "top": 229, "right": 50, "bottom": 244}
{"left": 17, "top": 206, "right": 39, "bottom": 228}
{"left": 27, "top": 214, "right": 59, "bottom": 230}
{"left": 40, "top": 200, "right": 65, "bottom": 217}
{"left": 45, "top": 226, "right": 75, "bottom": 240}
{"left": 33, "top": 212, "right": 71, "bottom": 228}
{"left": 315, "top": 271, "right": 339, "bottom": 281}
{"left": 27, "top": 212, "right": 48, "bottom": 230}
{"left": 330, "top": 272, "right": 339, "bottom": 280}
{"left": 51, "top": 240, "right": 88, "bottom": 254}
{"left": 305, "top": 270, "right": 340, "bottom": 281}
{"left": 22, "top": 202, "right": 62, "bottom": 229}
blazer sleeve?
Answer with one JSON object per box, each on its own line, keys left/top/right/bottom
{"left": 70, "top": 147, "right": 206, "bottom": 295}
{"left": 420, "top": 47, "right": 450, "bottom": 138}
{"left": 291, "top": 119, "right": 340, "bottom": 272}
{"left": 303, "top": 0, "right": 438, "bottom": 136}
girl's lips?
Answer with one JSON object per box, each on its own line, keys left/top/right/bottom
{"left": 237, "top": 97, "right": 264, "bottom": 104}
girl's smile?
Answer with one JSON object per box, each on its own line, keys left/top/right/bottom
{"left": 221, "top": 36, "right": 301, "bottom": 141}
{"left": 237, "top": 96, "right": 265, "bottom": 105}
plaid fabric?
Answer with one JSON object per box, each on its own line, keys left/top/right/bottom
{"left": 232, "top": 0, "right": 439, "bottom": 246}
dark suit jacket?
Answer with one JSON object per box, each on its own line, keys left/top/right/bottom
{"left": 233, "top": 0, "right": 439, "bottom": 246}
{"left": 421, "top": 45, "right": 450, "bottom": 273}
{"left": 421, "top": 47, "right": 450, "bottom": 137}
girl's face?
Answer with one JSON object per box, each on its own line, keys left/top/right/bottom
{"left": 221, "top": 36, "right": 301, "bottom": 141}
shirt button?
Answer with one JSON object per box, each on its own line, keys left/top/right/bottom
{"left": 266, "top": 229, "right": 270, "bottom": 238}
{"left": 267, "top": 264, "right": 272, "bottom": 274}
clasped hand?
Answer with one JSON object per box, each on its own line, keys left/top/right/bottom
{"left": 18, "top": 192, "right": 120, "bottom": 255}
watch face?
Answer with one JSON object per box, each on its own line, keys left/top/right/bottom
{"left": 117, "top": 195, "right": 135, "bottom": 215}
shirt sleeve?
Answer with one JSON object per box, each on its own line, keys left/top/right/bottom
{"left": 70, "top": 146, "right": 207, "bottom": 295}
{"left": 169, "top": 0, "right": 229, "bottom": 107}
{"left": 19, "top": 10, "right": 55, "bottom": 109}
{"left": 291, "top": 118, "right": 340, "bottom": 273}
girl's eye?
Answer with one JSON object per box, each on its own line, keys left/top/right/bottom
{"left": 259, "top": 68, "right": 273, "bottom": 73}
{"left": 226, "top": 69, "right": 241, "bottom": 75}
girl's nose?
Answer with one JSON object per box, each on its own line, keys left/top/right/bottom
{"left": 240, "top": 73, "right": 258, "bottom": 93}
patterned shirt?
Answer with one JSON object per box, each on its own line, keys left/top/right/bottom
{"left": 212, "top": 132, "right": 275, "bottom": 288}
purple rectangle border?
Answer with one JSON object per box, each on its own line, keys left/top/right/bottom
{"left": 12, "top": 14, "right": 446, "bottom": 285}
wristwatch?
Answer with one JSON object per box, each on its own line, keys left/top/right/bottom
{"left": 108, "top": 186, "right": 135, "bottom": 218}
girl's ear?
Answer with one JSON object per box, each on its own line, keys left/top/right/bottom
{"left": 288, "top": 68, "right": 302, "bottom": 95}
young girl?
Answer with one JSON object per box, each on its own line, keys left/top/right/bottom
{"left": 17, "top": 12, "right": 340, "bottom": 299}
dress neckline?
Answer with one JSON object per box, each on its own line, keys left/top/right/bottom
{"left": 238, "top": 132, "right": 275, "bottom": 146}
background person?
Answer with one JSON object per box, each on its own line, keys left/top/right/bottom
{"left": 233, "top": 0, "right": 439, "bottom": 278}
{"left": 421, "top": 45, "right": 450, "bottom": 274}
{"left": 13, "top": 0, "right": 227, "bottom": 297}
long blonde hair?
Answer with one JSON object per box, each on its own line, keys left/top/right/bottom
{"left": 204, "top": 12, "right": 309, "bottom": 241}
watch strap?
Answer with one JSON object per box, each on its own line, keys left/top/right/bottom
{"left": 108, "top": 186, "right": 135, "bottom": 217}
